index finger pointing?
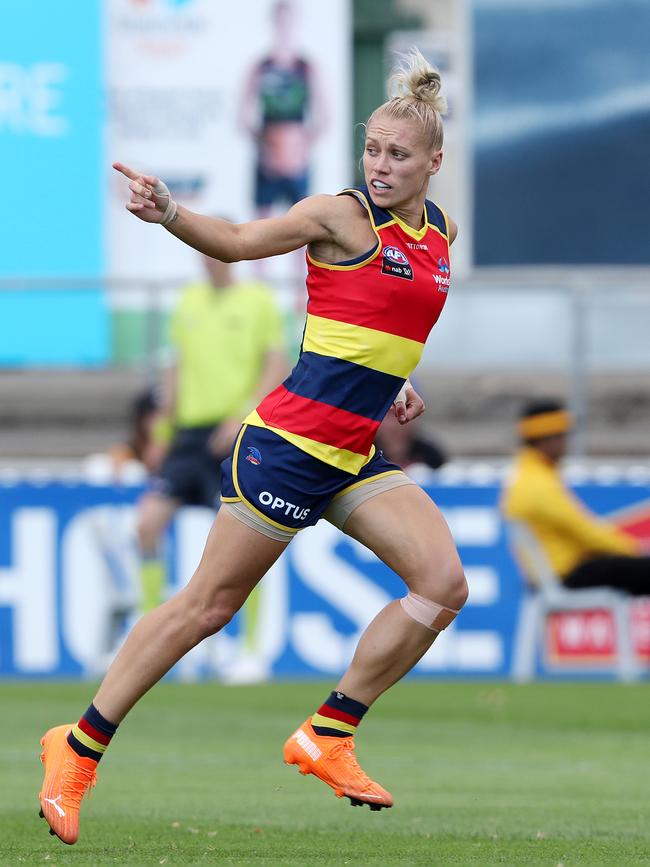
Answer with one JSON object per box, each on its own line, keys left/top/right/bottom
{"left": 112, "top": 162, "right": 144, "bottom": 181}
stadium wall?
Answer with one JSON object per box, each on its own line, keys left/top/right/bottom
{"left": 1, "top": 481, "right": 648, "bottom": 681}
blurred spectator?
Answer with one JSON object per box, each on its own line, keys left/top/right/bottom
{"left": 501, "top": 399, "right": 650, "bottom": 594}
{"left": 375, "top": 407, "right": 447, "bottom": 475}
{"left": 106, "top": 387, "right": 164, "bottom": 476}
{"left": 84, "top": 387, "right": 165, "bottom": 485}
{"left": 137, "top": 254, "right": 287, "bottom": 616}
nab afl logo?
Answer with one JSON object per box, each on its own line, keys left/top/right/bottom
{"left": 246, "top": 446, "right": 262, "bottom": 466}
{"left": 381, "top": 246, "right": 413, "bottom": 280}
{"left": 437, "top": 256, "right": 450, "bottom": 274}
{"left": 383, "top": 246, "right": 408, "bottom": 265}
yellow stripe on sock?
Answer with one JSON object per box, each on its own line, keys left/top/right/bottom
{"left": 71, "top": 725, "right": 107, "bottom": 754}
{"left": 311, "top": 712, "right": 357, "bottom": 735}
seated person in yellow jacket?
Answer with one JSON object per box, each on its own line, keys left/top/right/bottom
{"left": 501, "top": 399, "right": 650, "bottom": 595}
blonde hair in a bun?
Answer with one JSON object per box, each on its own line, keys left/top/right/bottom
{"left": 368, "top": 48, "right": 447, "bottom": 151}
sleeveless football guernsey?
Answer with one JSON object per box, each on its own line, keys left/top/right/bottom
{"left": 244, "top": 186, "right": 451, "bottom": 474}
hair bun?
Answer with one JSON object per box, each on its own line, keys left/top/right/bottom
{"left": 389, "top": 48, "right": 447, "bottom": 115}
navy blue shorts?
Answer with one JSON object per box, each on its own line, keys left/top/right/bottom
{"left": 220, "top": 424, "right": 403, "bottom": 534}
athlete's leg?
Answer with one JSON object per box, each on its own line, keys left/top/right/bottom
{"left": 95, "top": 506, "right": 289, "bottom": 722}
{"left": 39, "top": 508, "right": 288, "bottom": 843}
{"left": 284, "top": 484, "right": 466, "bottom": 810}
{"left": 336, "top": 484, "right": 467, "bottom": 705}
{"left": 135, "top": 492, "right": 178, "bottom": 612}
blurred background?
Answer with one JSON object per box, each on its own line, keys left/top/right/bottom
{"left": 1, "top": 0, "right": 649, "bottom": 683}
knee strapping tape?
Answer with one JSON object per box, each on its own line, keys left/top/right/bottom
{"left": 400, "top": 592, "right": 459, "bottom": 631}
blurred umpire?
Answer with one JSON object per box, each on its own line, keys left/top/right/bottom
{"left": 137, "top": 254, "right": 287, "bottom": 611}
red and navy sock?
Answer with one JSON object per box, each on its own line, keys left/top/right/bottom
{"left": 311, "top": 691, "right": 368, "bottom": 738}
{"left": 67, "top": 704, "right": 118, "bottom": 762}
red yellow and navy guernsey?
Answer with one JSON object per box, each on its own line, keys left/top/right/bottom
{"left": 244, "top": 186, "right": 451, "bottom": 475}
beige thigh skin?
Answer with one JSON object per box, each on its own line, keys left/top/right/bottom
{"left": 334, "top": 484, "right": 468, "bottom": 706}
{"left": 94, "top": 507, "right": 289, "bottom": 722}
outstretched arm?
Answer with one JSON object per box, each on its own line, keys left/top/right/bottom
{"left": 112, "top": 162, "right": 333, "bottom": 262}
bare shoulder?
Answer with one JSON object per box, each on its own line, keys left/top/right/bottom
{"left": 447, "top": 215, "right": 458, "bottom": 244}
{"left": 290, "top": 193, "right": 359, "bottom": 223}
{"left": 306, "top": 193, "right": 375, "bottom": 263}
{"left": 289, "top": 193, "right": 369, "bottom": 238}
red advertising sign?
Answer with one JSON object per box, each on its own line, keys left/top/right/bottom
{"left": 546, "top": 602, "right": 650, "bottom": 667}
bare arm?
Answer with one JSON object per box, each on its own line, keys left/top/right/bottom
{"left": 252, "top": 348, "right": 288, "bottom": 404}
{"left": 159, "top": 362, "right": 178, "bottom": 420}
{"left": 113, "top": 162, "right": 334, "bottom": 262}
{"left": 166, "top": 200, "right": 332, "bottom": 262}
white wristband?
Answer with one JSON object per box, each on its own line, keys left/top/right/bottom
{"left": 152, "top": 179, "right": 178, "bottom": 226}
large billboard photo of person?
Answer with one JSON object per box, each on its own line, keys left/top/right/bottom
{"left": 108, "top": 0, "right": 349, "bottom": 290}
{"left": 239, "top": 0, "right": 328, "bottom": 222}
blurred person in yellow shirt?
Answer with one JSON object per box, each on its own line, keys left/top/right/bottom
{"left": 501, "top": 399, "right": 650, "bottom": 594}
{"left": 137, "top": 254, "right": 287, "bottom": 614}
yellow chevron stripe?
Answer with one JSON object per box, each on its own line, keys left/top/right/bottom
{"left": 71, "top": 726, "right": 107, "bottom": 754}
{"left": 311, "top": 712, "right": 357, "bottom": 734}
{"left": 303, "top": 314, "right": 423, "bottom": 379}
{"left": 387, "top": 206, "right": 429, "bottom": 241}
{"left": 243, "top": 410, "right": 375, "bottom": 475}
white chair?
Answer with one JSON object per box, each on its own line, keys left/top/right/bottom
{"left": 507, "top": 521, "right": 641, "bottom": 682}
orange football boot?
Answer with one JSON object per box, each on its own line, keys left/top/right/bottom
{"left": 38, "top": 724, "right": 98, "bottom": 844}
{"left": 283, "top": 718, "right": 393, "bottom": 810}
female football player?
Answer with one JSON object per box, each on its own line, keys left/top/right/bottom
{"left": 39, "top": 49, "right": 467, "bottom": 844}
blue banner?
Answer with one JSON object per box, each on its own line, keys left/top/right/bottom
{"left": 0, "top": 1, "right": 107, "bottom": 364}
{"left": 0, "top": 481, "right": 648, "bottom": 680}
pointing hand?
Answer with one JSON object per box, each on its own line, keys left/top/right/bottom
{"left": 112, "top": 162, "right": 177, "bottom": 225}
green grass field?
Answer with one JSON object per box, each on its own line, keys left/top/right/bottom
{"left": 1, "top": 681, "right": 648, "bottom": 866}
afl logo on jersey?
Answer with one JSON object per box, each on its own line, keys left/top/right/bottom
{"left": 437, "top": 256, "right": 450, "bottom": 274}
{"left": 381, "top": 246, "right": 413, "bottom": 280}
{"left": 246, "top": 446, "right": 262, "bottom": 465}
{"left": 383, "top": 246, "right": 408, "bottom": 265}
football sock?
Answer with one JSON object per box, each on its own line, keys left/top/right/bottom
{"left": 242, "top": 584, "right": 261, "bottom": 654}
{"left": 311, "top": 691, "right": 368, "bottom": 738}
{"left": 140, "top": 556, "right": 165, "bottom": 613}
{"left": 67, "top": 704, "right": 118, "bottom": 762}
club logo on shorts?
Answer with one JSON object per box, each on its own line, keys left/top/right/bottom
{"left": 246, "top": 446, "right": 262, "bottom": 465}
{"left": 381, "top": 246, "right": 413, "bottom": 280}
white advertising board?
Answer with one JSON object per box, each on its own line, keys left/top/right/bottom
{"left": 107, "top": 0, "right": 352, "bottom": 296}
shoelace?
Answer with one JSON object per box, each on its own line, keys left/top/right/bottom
{"left": 328, "top": 738, "right": 375, "bottom": 789}
{"left": 62, "top": 759, "right": 98, "bottom": 807}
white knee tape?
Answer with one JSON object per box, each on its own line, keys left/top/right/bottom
{"left": 400, "top": 592, "right": 459, "bottom": 632}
